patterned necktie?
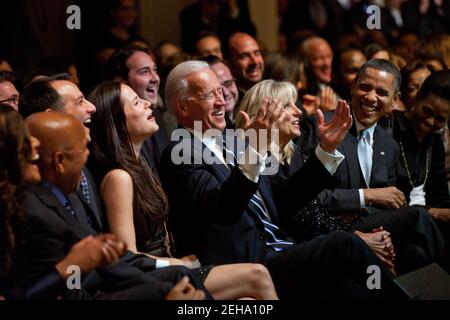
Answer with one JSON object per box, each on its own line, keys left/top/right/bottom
{"left": 79, "top": 171, "right": 91, "bottom": 204}
{"left": 357, "top": 129, "right": 373, "bottom": 187}
{"left": 221, "top": 138, "right": 294, "bottom": 251}
{"left": 64, "top": 198, "right": 77, "bottom": 218}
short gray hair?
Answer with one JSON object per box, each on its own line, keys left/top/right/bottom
{"left": 165, "top": 60, "right": 210, "bottom": 114}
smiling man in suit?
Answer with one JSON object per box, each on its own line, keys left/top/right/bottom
{"left": 317, "top": 59, "right": 449, "bottom": 274}
{"left": 18, "top": 111, "right": 207, "bottom": 300}
{"left": 19, "top": 74, "right": 105, "bottom": 233}
{"left": 160, "top": 60, "right": 404, "bottom": 300}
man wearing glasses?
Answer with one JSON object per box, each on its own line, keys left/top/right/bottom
{"left": 201, "top": 55, "right": 239, "bottom": 128}
{"left": 0, "top": 73, "right": 19, "bottom": 111}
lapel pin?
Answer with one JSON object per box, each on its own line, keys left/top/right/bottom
{"left": 380, "top": 151, "right": 385, "bottom": 156}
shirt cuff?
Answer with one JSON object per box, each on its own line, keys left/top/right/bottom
{"left": 358, "top": 189, "right": 366, "bottom": 208}
{"left": 238, "top": 145, "right": 267, "bottom": 183}
{"left": 156, "top": 259, "right": 170, "bottom": 269}
{"left": 315, "top": 144, "right": 344, "bottom": 175}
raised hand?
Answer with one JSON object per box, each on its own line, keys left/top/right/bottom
{"left": 316, "top": 99, "right": 352, "bottom": 153}
{"left": 239, "top": 97, "right": 287, "bottom": 154}
{"left": 319, "top": 86, "right": 338, "bottom": 112}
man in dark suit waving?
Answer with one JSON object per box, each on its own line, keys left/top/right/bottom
{"left": 160, "top": 60, "right": 403, "bottom": 299}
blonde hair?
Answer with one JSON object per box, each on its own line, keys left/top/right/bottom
{"left": 236, "top": 79, "right": 298, "bottom": 164}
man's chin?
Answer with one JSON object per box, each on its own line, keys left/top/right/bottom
{"left": 318, "top": 74, "right": 332, "bottom": 84}
{"left": 213, "top": 119, "right": 226, "bottom": 131}
{"left": 143, "top": 94, "right": 157, "bottom": 106}
{"left": 84, "top": 127, "right": 91, "bottom": 142}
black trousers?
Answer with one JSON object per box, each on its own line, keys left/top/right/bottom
{"left": 266, "top": 232, "right": 402, "bottom": 300}
{"left": 61, "top": 265, "right": 212, "bottom": 300}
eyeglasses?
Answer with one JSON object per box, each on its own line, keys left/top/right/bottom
{"left": 0, "top": 95, "right": 19, "bottom": 105}
{"left": 197, "top": 87, "right": 224, "bottom": 102}
{"left": 220, "top": 79, "right": 236, "bottom": 89}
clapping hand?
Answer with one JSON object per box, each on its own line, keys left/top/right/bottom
{"left": 316, "top": 99, "right": 352, "bottom": 154}
{"left": 239, "top": 97, "right": 287, "bottom": 154}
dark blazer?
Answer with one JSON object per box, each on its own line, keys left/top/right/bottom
{"left": 318, "top": 121, "right": 399, "bottom": 212}
{"left": 391, "top": 110, "right": 450, "bottom": 208}
{"left": 73, "top": 167, "right": 104, "bottom": 233}
{"left": 14, "top": 183, "right": 187, "bottom": 300}
{"left": 160, "top": 129, "right": 332, "bottom": 265}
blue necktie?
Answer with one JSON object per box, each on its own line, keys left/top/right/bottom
{"left": 357, "top": 129, "right": 372, "bottom": 187}
{"left": 221, "top": 138, "right": 294, "bottom": 251}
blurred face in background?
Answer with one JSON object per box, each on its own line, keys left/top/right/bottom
{"left": 306, "top": 39, "right": 333, "bottom": 84}
{"left": 229, "top": 33, "right": 264, "bottom": 86}
{"left": 339, "top": 50, "right": 366, "bottom": 92}
{"left": 112, "top": 0, "right": 138, "bottom": 29}
{"left": 196, "top": 36, "right": 223, "bottom": 59}
{"left": 404, "top": 67, "right": 431, "bottom": 110}
{"left": 211, "top": 62, "right": 238, "bottom": 115}
{"left": 0, "top": 80, "right": 19, "bottom": 111}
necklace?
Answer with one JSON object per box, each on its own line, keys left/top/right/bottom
{"left": 399, "top": 141, "right": 429, "bottom": 189}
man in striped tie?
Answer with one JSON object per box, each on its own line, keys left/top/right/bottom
{"left": 161, "top": 60, "right": 404, "bottom": 299}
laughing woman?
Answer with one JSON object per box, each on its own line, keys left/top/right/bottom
{"left": 88, "top": 81, "right": 278, "bottom": 300}
{"left": 235, "top": 80, "right": 396, "bottom": 271}
{"left": 391, "top": 70, "right": 450, "bottom": 237}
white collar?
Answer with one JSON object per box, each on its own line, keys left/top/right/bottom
{"left": 353, "top": 116, "right": 377, "bottom": 142}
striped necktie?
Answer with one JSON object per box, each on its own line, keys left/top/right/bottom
{"left": 221, "top": 138, "right": 294, "bottom": 251}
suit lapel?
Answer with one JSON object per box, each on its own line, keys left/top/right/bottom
{"left": 258, "top": 176, "right": 279, "bottom": 223}
{"left": 76, "top": 168, "right": 103, "bottom": 231}
{"left": 370, "top": 126, "right": 388, "bottom": 187}
{"left": 341, "top": 125, "right": 361, "bottom": 188}
{"left": 28, "top": 184, "right": 94, "bottom": 240}
{"left": 188, "top": 129, "right": 231, "bottom": 179}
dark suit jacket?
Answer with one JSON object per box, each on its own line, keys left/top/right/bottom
{"left": 15, "top": 183, "right": 178, "bottom": 300}
{"left": 391, "top": 110, "right": 450, "bottom": 208}
{"left": 160, "top": 129, "right": 332, "bottom": 265}
{"left": 318, "top": 121, "right": 399, "bottom": 213}
{"left": 73, "top": 167, "right": 104, "bottom": 233}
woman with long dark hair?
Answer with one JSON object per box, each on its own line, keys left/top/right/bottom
{"left": 0, "top": 105, "right": 32, "bottom": 295}
{"left": 88, "top": 81, "right": 278, "bottom": 300}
